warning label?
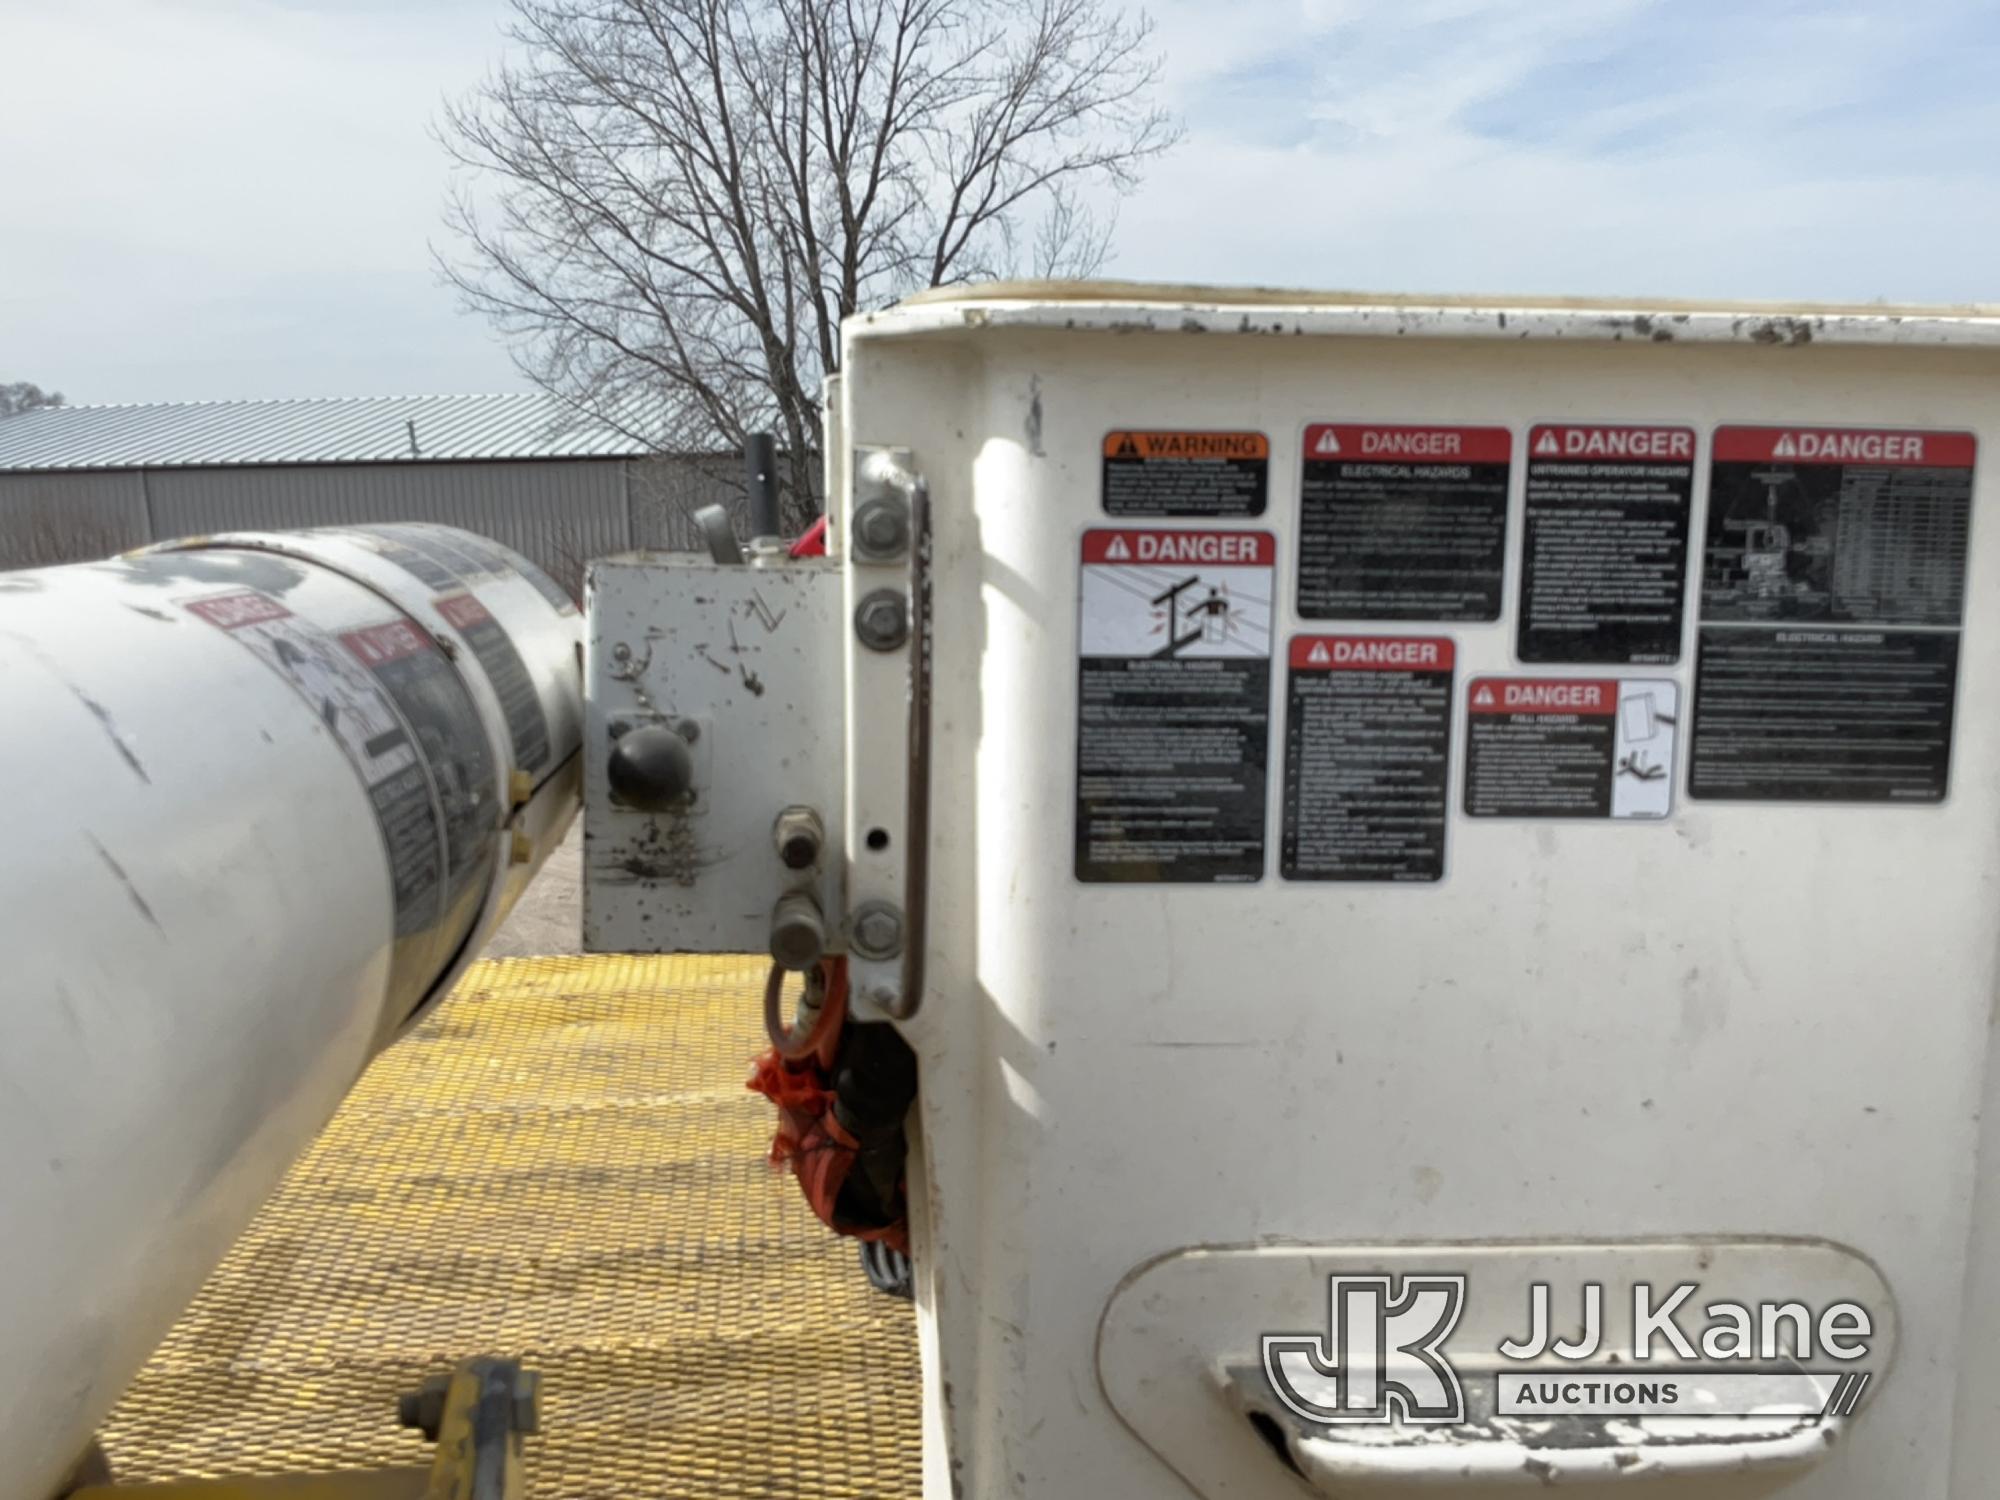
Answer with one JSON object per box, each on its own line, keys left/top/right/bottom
{"left": 1282, "top": 635, "right": 1453, "bottom": 881}
{"left": 1299, "top": 423, "right": 1511, "bottom": 620}
{"left": 1465, "top": 676, "right": 1679, "bottom": 819}
{"left": 1102, "top": 430, "right": 1268, "bottom": 518}
{"left": 1519, "top": 423, "right": 1696, "bottom": 664}
{"left": 1690, "top": 426, "right": 1973, "bottom": 803}
{"left": 1076, "top": 528, "right": 1275, "bottom": 882}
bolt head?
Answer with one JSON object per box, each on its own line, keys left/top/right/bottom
{"left": 854, "top": 590, "right": 909, "bottom": 651}
{"left": 854, "top": 498, "right": 910, "bottom": 558}
{"left": 849, "top": 901, "right": 904, "bottom": 959}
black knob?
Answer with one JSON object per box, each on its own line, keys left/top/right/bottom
{"left": 607, "top": 724, "right": 693, "bottom": 811}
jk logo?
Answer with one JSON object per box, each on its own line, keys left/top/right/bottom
{"left": 1262, "top": 1275, "right": 1467, "bottom": 1424}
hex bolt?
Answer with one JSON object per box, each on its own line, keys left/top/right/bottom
{"left": 852, "top": 497, "right": 910, "bottom": 561}
{"left": 854, "top": 589, "right": 909, "bottom": 652}
{"left": 773, "top": 805, "right": 824, "bottom": 870}
{"left": 849, "top": 900, "right": 904, "bottom": 960}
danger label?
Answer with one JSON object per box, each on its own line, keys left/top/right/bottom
{"left": 1283, "top": 636, "right": 1453, "bottom": 881}
{"left": 1300, "top": 423, "right": 1511, "bottom": 621}
{"left": 1532, "top": 426, "right": 1693, "bottom": 460}
{"left": 1691, "top": 424, "right": 1973, "bottom": 804}
{"left": 1690, "top": 630, "right": 1956, "bottom": 802}
{"left": 1465, "top": 676, "right": 1678, "bottom": 819}
{"left": 1084, "top": 529, "right": 1274, "bottom": 565}
{"left": 1103, "top": 429, "right": 1268, "bottom": 518}
{"left": 1712, "top": 427, "right": 1976, "bottom": 467}
{"left": 1519, "top": 422, "right": 1696, "bottom": 664}
{"left": 1700, "top": 424, "right": 1973, "bottom": 630}
{"left": 1077, "top": 528, "right": 1275, "bottom": 882}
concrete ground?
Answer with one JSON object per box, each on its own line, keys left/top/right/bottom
{"left": 483, "top": 818, "right": 583, "bottom": 956}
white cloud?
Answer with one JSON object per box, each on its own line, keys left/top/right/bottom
{"left": 4, "top": 0, "right": 1999, "bottom": 404}
{"left": 1113, "top": 0, "right": 2000, "bottom": 303}
{"left": 0, "top": 0, "right": 522, "bottom": 402}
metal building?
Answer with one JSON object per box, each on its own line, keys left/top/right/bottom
{"left": 0, "top": 393, "right": 745, "bottom": 595}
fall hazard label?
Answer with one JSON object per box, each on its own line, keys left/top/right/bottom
{"left": 1076, "top": 528, "right": 1275, "bottom": 882}
{"left": 1299, "top": 423, "right": 1511, "bottom": 621}
{"left": 1691, "top": 425, "right": 1973, "bottom": 803}
{"left": 1465, "top": 676, "right": 1679, "bottom": 819}
{"left": 1282, "top": 635, "right": 1454, "bottom": 881}
{"left": 1519, "top": 423, "right": 1696, "bottom": 664}
{"left": 1103, "top": 429, "right": 1268, "bottom": 518}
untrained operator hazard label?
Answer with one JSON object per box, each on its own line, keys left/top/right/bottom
{"left": 1076, "top": 528, "right": 1275, "bottom": 881}
{"left": 1690, "top": 425, "right": 1974, "bottom": 802}
{"left": 1519, "top": 424, "right": 1696, "bottom": 663}
{"left": 1282, "top": 636, "right": 1453, "bottom": 881}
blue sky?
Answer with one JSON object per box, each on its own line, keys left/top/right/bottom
{"left": 6, "top": 0, "right": 2000, "bottom": 403}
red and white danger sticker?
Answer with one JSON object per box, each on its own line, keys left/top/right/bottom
{"left": 1305, "top": 424, "right": 1511, "bottom": 463}
{"left": 341, "top": 619, "right": 430, "bottom": 666}
{"left": 435, "top": 592, "right": 496, "bottom": 630}
{"left": 1711, "top": 426, "right": 1975, "bottom": 467}
{"left": 1469, "top": 678, "right": 1615, "bottom": 714}
{"left": 1079, "top": 528, "right": 1274, "bottom": 660}
{"left": 1465, "top": 676, "right": 1679, "bottom": 821}
{"left": 1291, "top": 635, "right": 1454, "bottom": 671}
{"left": 1530, "top": 425, "right": 1693, "bottom": 461}
{"left": 1081, "top": 529, "right": 1275, "bottom": 566}
{"left": 185, "top": 591, "right": 292, "bottom": 629}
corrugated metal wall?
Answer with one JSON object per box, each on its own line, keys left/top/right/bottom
{"left": 145, "top": 460, "right": 627, "bottom": 599}
{"left": 0, "top": 472, "right": 151, "bottom": 570}
{"left": 0, "top": 455, "right": 818, "bottom": 589}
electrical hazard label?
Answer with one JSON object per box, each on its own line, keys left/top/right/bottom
{"left": 1102, "top": 429, "right": 1268, "bottom": 518}
{"left": 1076, "top": 528, "right": 1275, "bottom": 882}
{"left": 1465, "top": 676, "right": 1679, "bottom": 819}
{"left": 1519, "top": 423, "right": 1696, "bottom": 664}
{"left": 1282, "top": 635, "right": 1453, "bottom": 882}
{"left": 1299, "top": 423, "right": 1511, "bottom": 621}
{"left": 1690, "top": 420, "right": 1973, "bottom": 803}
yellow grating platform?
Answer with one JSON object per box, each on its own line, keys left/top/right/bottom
{"left": 99, "top": 954, "right": 922, "bottom": 1498}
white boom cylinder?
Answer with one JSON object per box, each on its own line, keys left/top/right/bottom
{"left": 0, "top": 524, "right": 582, "bottom": 1498}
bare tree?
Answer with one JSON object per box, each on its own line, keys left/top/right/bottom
{"left": 0, "top": 383, "right": 65, "bottom": 419}
{"left": 438, "top": 0, "right": 1176, "bottom": 528}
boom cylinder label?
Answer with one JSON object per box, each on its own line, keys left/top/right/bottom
{"left": 1076, "top": 528, "right": 1275, "bottom": 882}
{"left": 1518, "top": 423, "right": 1696, "bottom": 664}
{"left": 1298, "top": 424, "right": 1511, "bottom": 620}
{"left": 184, "top": 590, "right": 451, "bottom": 936}
{"left": 1690, "top": 426, "right": 1973, "bottom": 802}
{"left": 1282, "top": 635, "right": 1453, "bottom": 881}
